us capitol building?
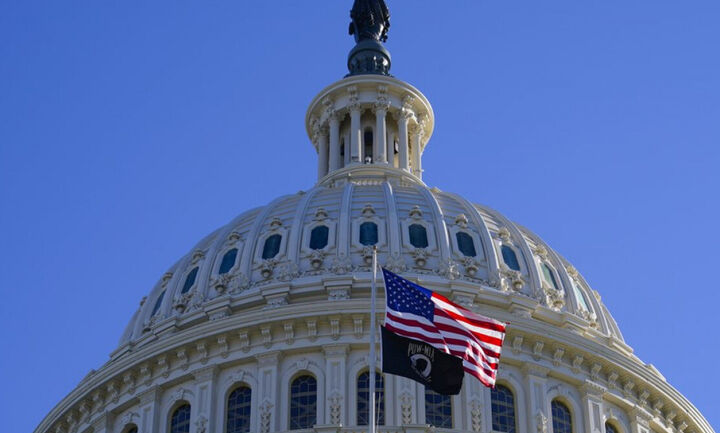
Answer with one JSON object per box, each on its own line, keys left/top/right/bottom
{"left": 35, "top": 2, "right": 714, "bottom": 433}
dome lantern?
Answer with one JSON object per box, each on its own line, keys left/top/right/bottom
{"left": 307, "top": 0, "right": 434, "bottom": 184}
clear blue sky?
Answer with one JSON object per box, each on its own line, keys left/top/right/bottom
{"left": 1, "top": 1, "right": 718, "bottom": 432}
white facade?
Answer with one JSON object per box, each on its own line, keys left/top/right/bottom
{"left": 35, "top": 14, "right": 714, "bottom": 433}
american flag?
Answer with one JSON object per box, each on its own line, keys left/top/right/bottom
{"left": 381, "top": 268, "right": 507, "bottom": 388}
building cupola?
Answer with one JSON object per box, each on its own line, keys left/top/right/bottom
{"left": 306, "top": 0, "right": 434, "bottom": 184}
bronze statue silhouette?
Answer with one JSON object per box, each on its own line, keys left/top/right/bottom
{"left": 349, "top": 0, "right": 391, "bottom": 43}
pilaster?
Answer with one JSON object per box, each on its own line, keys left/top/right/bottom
{"left": 137, "top": 387, "right": 161, "bottom": 433}
{"left": 523, "top": 364, "right": 550, "bottom": 433}
{"left": 323, "top": 344, "right": 349, "bottom": 425}
{"left": 256, "top": 351, "right": 281, "bottom": 433}
{"left": 193, "top": 366, "right": 218, "bottom": 433}
{"left": 581, "top": 380, "right": 607, "bottom": 433}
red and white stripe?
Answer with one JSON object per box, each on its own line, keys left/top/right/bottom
{"left": 384, "top": 291, "right": 507, "bottom": 388}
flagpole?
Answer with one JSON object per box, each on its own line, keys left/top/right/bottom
{"left": 368, "top": 246, "right": 378, "bottom": 433}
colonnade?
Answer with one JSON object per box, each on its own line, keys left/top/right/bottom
{"left": 310, "top": 84, "right": 431, "bottom": 182}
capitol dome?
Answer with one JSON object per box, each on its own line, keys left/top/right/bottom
{"left": 35, "top": 3, "right": 714, "bottom": 433}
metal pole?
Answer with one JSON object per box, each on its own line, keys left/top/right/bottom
{"left": 368, "top": 246, "right": 378, "bottom": 433}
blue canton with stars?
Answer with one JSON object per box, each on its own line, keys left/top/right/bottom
{"left": 382, "top": 268, "right": 435, "bottom": 322}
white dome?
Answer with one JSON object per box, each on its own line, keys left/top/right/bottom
{"left": 118, "top": 163, "right": 623, "bottom": 352}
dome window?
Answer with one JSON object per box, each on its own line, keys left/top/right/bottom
{"left": 551, "top": 401, "right": 572, "bottom": 433}
{"left": 309, "top": 225, "right": 329, "bottom": 250}
{"left": 572, "top": 281, "right": 590, "bottom": 311}
{"left": 542, "top": 263, "right": 559, "bottom": 290}
{"left": 290, "top": 375, "right": 317, "bottom": 429}
{"left": 151, "top": 290, "right": 165, "bottom": 317}
{"left": 170, "top": 403, "right": 191, "bottom": 433}
{"left": 456, "top": 232, "right": 477, "bottom": 257}
{"left": 181, "top": 267, "right": 199, "bottom": 294}
{"left": 409, "top": 224, "right": 429, "bottom": 248}
{"left": 501, "top": 245, "right": 521, "bottom": 271}
{"left": 425, "top": 388, "right": 452, "bottom": 428}
{"left": 262, "top": 234, "right": 282, "bottom": 259}
{"left": 359, "top": 222, "right": 379, "bottom": 246}
{"left": 357, "top": 371, "right": 385, "bottom": 426}
{"left": 491, "top": 385, "right": 517, "bottom": 433}
{"left": 219, "top": 248, "right": 238, "bottom": 275}
{"left": 227, "top": 386, "right": 252, "bottom": 433}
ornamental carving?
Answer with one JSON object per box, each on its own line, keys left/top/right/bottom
{"left": 259, "top": 259, "right": 277, "bottom": 279}
{"left": 536, "top": 411, "right": 548, "bottom": 433}
{"left": 470, "top": 399, "right": 483, "bottom": 432}
{"left": 411, "top": 248, "right": 429, "bottom": 267}
{"left": 308, "top": 250, "right": 326, "bottom": 270}
{"left": 385, "top": 253, "right": 407, "bottom": 273}
{"left": 400, "top": 391, "right": 413, "bottom": 425}
{"left": 437, "top": 258, "right": 460, "bottom": 280}
{"left": 275, "top": 261, "right": 299, "bottom": 282}
{"left": 460, "top": 256, "right": 480, "bottom": 277}
{"left": 259, "top": 399, "right": 273, "bottom": 433}
{"left": 331, "top": 254, "right": 353, "bottom": 274}
{"left": 329, "top": 392, "right": 343, "bottom": 425}
{"left": 543, "top": 285, "right": 566, "bottom": 311}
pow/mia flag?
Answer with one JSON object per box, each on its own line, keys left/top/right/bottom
{"left": 381, "top": 326, "right": 464, "bottom": 395}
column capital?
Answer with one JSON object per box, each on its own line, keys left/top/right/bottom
{"left": 193, "top": 365, "right": 218, "bottom": 382}
{"left": 322, "top": 344, "right": 350, "bottom": 358}
{"left": 256, "top": 350, "right": 282, "bottom": 365}
{"left": 522, "top": 363, "right": 550, "bottom": 378}
{"left": 581, "top": 380, "right": 607, "bottom": 398}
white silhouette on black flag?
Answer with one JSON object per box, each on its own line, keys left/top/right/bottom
{"left": 381, "top": 326, "right": 463, "bottom": 395}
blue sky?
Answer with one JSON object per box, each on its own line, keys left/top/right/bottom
{"left": 1, "top": 1, "right": 719, "bottom": 432}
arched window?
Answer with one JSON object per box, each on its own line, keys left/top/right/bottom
{"left": 606, "top": 422, "right": 619, "bottom": 433}
{"left": 227, "top": 386, "right": 252, "bottom": 433}
{"left": 551, "top": 400, "right": 572, "bottom": 433}
{"left": 359, "top": 222, "right": 379, "bottom": 246}
{"left": 124, "top": 427, "right": 138, "bottom": 433}
{"left": 309, "top": 226, "right": 329, "bottom": 250}
{"left": 456, "top": 232, "right": 477, "bottom": 257}
{"left": 181, "top": 267, "right": 198, "bottom": 294}
{"left": 501, "top": 245, "right": 521, "bottom": 271}
{"left": 425, "top": 389, "right": 452, "bottom": 428}
{"left": 571, "top": 281, "right": 590, "bottom": 311}
{"left": 262, "top": 234, "right": 282, "bottom": 260}
{"left": 409, "top": 224, "right": 429, "bottom": 248}
{"left": 542, "top": 263, "right": 559, "bottom": 290}
{"left": 491, "top": 385, "right": 516, "bottom": 433}
{"left": 364, "top": 128, "right": 374, "bottom": 163}
{"left": 219, "top": 248, "right": 238, "bottom": 275}
{"left": 357, "top": 371, "right": 385, "bottom": 426}
{"left": 151, "top": 290, "right": 165, "bottom": 316}
{"left": 290, "top": 375, "right": 317, "bottom": 429}
{"left": 169, "top": 404, "right": 191, "bottom": 433}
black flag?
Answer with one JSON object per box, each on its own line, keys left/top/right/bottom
{"left": 381, "top": 326, "right": 464, "bottom": 395}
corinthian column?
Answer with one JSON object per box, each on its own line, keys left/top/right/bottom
{"left": 348, "top": 86, "right": 362, "bottom": 164}
{"left": 397, "top": 113, "right": 411, "bottom": 171}
{"left": 374, "top": 86, "right": 390, "bottom": 164}
{"left": 328, "top": 114, "right": 341, "bottom": 171}
{"left": 317, "top": 126, "right": 329, "bottom": 179}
